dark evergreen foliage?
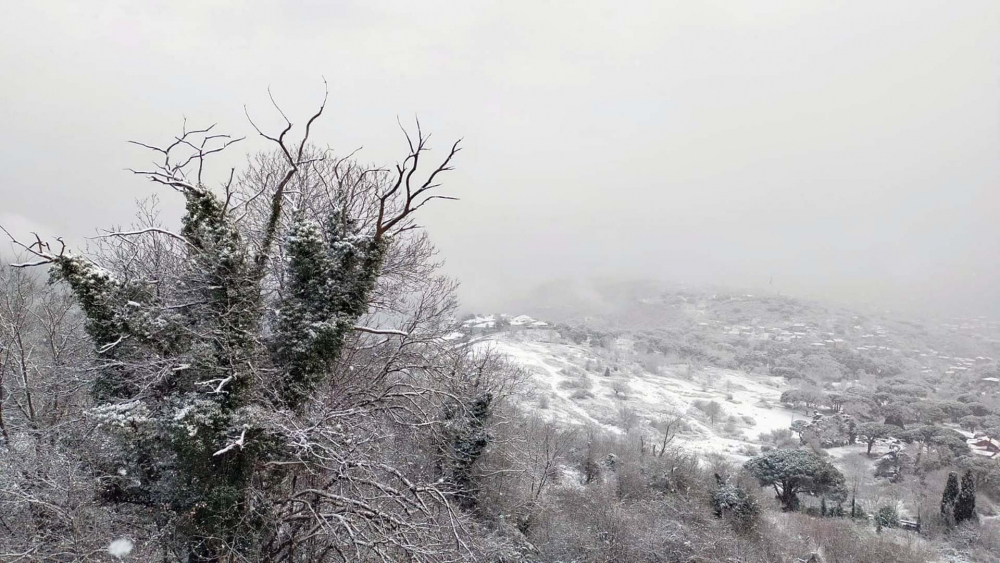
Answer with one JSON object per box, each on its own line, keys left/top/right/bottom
{"left": 954, "top": 469, "right": 977, "bottom": 524}
{"left": 743, "top": 449, "right": 847, "bottom": 511}
{"left": 941, "top": 471, "right": 959, "bottom": 524}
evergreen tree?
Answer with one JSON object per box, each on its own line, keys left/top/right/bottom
{"left": 743, "top": 449, "right": 847, "bottom": 511}
{"left": 874, "top": 505, "right": 900, "bottom": 531}
{"left": 941, "top": 471, "right": 959, "bottom": 524}
{"left": 858, "top": 422, "right": 891, "bottom": 455}
{"left": 711, "top": 475, "right": 761, "bottom": 534}
{"left": 954, "top": 469, "right": 977, "bottom": 524}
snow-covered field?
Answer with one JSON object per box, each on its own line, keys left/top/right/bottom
{"left": 477, "top": 331, "right": 804, "bottom": 460}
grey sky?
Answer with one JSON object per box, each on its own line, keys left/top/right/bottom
{"left": 2, "top": 1, "right": 998, "bottom": 316}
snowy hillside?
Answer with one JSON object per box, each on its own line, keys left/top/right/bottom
{"left": 477, "top": 330, "right": 803, "bottom": 460}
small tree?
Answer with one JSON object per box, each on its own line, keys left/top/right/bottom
{"left": 711, "top": 476, "right": 760, "bottom": 534}
{"left": 858, "top": 422, "right": 891, "bottom": 456}
{"left": 954, "top": 469, "right": 977, "bottom": 524}
{"left": 874, "top": 505, "right": 900, "bottom": 531}
{"left": 790, "top": 420, "right": 810, "bottom": 442}
{"left": 941, "top": 471, "right": 959, "bottom": 526}
{"left": 703, "top": 400, "right": 723, "bottom": 426}
{"left": 827, "top": 392, "right": 846, "bottom": 413}
{"left": 743, "top": 449, "right": 847, "bottom": 511}
{"left": 959, "top": 415, "right": 981, "bottom": 432}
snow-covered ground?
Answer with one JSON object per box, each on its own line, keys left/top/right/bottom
{"left": 477, "top": 331, "right": 803, "bottom": 460}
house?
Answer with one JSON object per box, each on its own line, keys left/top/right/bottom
{"left": 967, "top": 437, "right": 1000, "bottom": 458}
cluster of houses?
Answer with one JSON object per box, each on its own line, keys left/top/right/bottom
{"left": 459, "top": 314, "right": 549, "bottom": 334}
{"left": 940, "top": 316, "right": 1000, "bottom": 343}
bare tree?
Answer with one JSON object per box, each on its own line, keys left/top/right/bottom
{"left": 654, "top": 415, "right": 681, "bottom": 458}
{"left": 0, "top": 89, "right": 484, "bottom": 562}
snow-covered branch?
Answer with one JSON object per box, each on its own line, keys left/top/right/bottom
{"left": 196, "top": 375, "right": 233, "bottom": 395}
{"left": 353, "top": 325, "right": 410, "bottom": 337}
{"left": 92, "top": 228, "right": 195, "bottom": 248}
{"left": 213, "top": 427, "right": 247, "bottom": 456}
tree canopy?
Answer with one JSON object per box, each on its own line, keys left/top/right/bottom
{"left": 744, "top": 449, "right": 847, "bottom": 511}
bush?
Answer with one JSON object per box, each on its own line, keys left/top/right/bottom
{"left": 776, "top": 514, "right": 935, "bottom": 563}
{"left": 948, "top": 519, "right": 1000, "bottom": 563}
{"left": 874, "top": 505, "right": 900, "bottom": 530}
{"left": 758, "top": 428, "right": 798, "bottom": 449}
{"left": 710, "top": 480, "right": 760, "bottom": 534}
{"left": 558, "top": 374, "right": 592, "bottom": 392}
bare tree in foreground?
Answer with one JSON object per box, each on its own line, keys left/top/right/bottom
{"left": 0, "top": 87, "right": 501, "bottom": 562}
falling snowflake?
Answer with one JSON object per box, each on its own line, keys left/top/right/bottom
{"left": 108, "top": 538, "right": 133, "bottom": 558}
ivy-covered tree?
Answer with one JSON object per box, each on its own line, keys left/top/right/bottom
{"left": 743, "top": 449, "right": 847, "bottom": 511}
{"left": 446, "top": 392, "right": 493, "bottom": 510}
{"left": 3, "top": 94, "right": 468, "bottom": 561}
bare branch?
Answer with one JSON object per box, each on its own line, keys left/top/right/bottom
{"left": 375, "top": 126, "right": 462, "bottom": 239}
{"left": 90, "top": 228, "right": 195, "bottom": 248}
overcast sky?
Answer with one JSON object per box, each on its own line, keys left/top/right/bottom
{"left": 2, "top": 1, "right": 999, "bottom": 316}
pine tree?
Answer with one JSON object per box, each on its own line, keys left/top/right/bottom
{"left": 941, "top": 471, "right": 959, "bottom": 524}
{"left": 954, "top": 469, "right": 977, "bottom": 524}
{"left": 743, "top": 449, "right": 847, "bottom": 511}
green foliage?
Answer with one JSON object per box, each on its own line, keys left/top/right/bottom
{"left": 743, "top": 449, "right": 847, "bottom": 511}
{"left": 790, "top": 419, "right": 809, "bottom": 440}
{"left": 898, "top": 426, "right": 970, "bottom": 463}
{"left": 443, "top": 392, "right": 494, "bottom": 510}
{"left": 958, "top": 455, "right": 1000, "bottom": 499}
{"left": 955, "top": 469, "right": 977, "bottom": 524}
{"left": 801, "top": 413, "right": 857, "bottom": 448}
{"left": 874, "top": 505, "right": 900, "bottom": 529}
{"left": 780, "top": 388, "right": 824, "bottom": 409}
{"left": 941, "top": 472, "right": 959, "bottom": 524}
{"left": 711, "top": 478, "right": 760, "bottom": 534}
{"left": 53, "top": 183, "right": 390, "bottom": 557}
{"left": 273, "top": 213, "right": 386, "bottom": 409}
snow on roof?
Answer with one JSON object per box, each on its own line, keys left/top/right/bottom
{"left": 968, "top": 437, "right": 1000, "bottom": 454}
{"left": 462, "top": 315, "right": 496, "bottom": 328}
{"left": 509, "top": 315, "right": 535, "bottom": 326}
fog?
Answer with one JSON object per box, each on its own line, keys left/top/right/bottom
{"left": 2, "top": 1, "right": 998, "bottom": 317}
